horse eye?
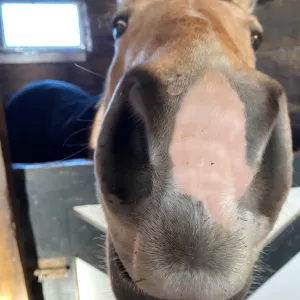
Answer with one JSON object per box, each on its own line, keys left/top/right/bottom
{"left": 251, "top": 31, "right": 263, "bottom": 51}
{"left": 112, "top": 15, "right": 129, "bottom": 40}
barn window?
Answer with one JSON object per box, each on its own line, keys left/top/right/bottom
{"left": 0, "top": 2, "right": 92, "bottom": 63}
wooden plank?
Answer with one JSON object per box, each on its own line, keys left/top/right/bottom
{"left": 0, "top": 104, "right": 30, "bottom": 299}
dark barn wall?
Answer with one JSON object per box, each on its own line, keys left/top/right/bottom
{"left": 0, "top": 0, "right": 299, "bottom": 119}
{"left": 256, "top": 0, "right": 300, "bottom": 148}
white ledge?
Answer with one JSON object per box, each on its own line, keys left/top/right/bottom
{"left": 74, "top": 188, "right": 300, "bottom": 245}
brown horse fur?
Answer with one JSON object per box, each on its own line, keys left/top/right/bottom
{"left": 92, "top": 0, "right": 293, "bottom": 299}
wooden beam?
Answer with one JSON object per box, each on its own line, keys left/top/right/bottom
{"left": 0, "top": 103, "right": 30, "bottom": 300}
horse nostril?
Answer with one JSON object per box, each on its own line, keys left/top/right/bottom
{"left": 95, "top": 68, "right": 161, "bottom": 209}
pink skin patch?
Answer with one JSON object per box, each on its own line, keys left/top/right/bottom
{"left": 133, "top": 232, "right": 140, "bottom": 277}
{"left": 169, "top": 72, "right": 253, "bottom": 226}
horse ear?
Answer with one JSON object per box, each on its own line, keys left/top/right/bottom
{"left": 232, "top": 0, "right": 258, "bottom": 13}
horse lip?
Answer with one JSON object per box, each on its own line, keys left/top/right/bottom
{"left": 110, "top": 244, "right": 165, "bottom": 299}
{"left": 111, "top": 245, "right": 133, "bottom": 282}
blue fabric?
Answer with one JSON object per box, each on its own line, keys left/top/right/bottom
{"left": 5, "top": 80, "right": 100, "bottom": 163}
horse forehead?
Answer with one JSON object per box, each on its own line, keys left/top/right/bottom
{"left": 125, "top": 0, "right": 250, "bottom": 58}
{"left": 123, "top": 2, "right": 227, "bottom": 56}
{"left": 129, "top": 0, "right": 220, "bottom": 9}
{"left": 130, "top": 0, "right": 241, "bottom": 19}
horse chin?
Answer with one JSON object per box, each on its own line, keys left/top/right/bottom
{"left": 108, "top": 240, "right": 252, "bottom": 300}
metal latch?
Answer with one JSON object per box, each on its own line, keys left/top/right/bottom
{"left": 33, "top": 257, "right": 69, "bottom": 282}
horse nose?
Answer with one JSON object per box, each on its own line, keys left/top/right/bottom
{"left": 95, "top": 68, "right": 162, "bottom": 211}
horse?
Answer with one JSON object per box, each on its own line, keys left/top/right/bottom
{"left": 91, "top": 0, "right": 293, "bottom": 299}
